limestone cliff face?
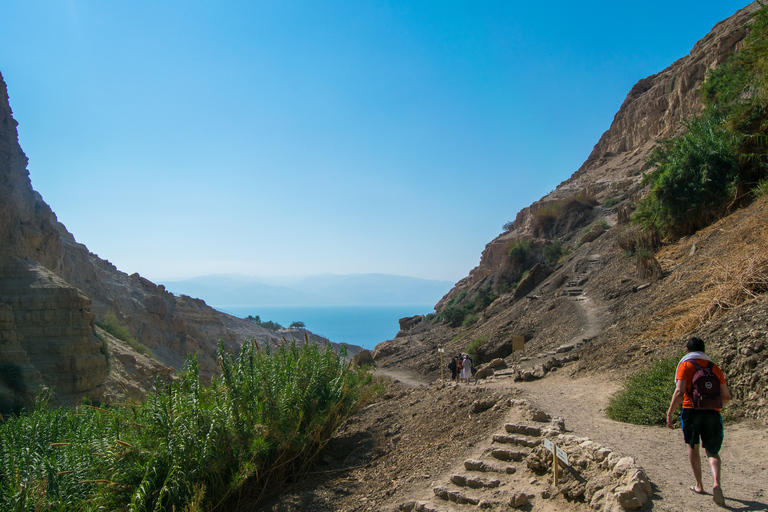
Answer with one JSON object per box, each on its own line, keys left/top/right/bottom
{"left": 0, "top": 70, "right": 346, "bottom": 409}
{"left": 0, "top": 73, "right": 64, "bottom": 273}
{"left": 0, "top": 258, "right": 107, "bottom": 407}
{"left": 437, "top": 2, "right": 760, "bottom": 309}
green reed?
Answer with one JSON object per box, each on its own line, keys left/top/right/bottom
{"left": 0, "top": 337, "right": 376, "bottom": 512}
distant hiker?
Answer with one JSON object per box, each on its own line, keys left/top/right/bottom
{"left": 448, "top": 355, "right": 459, "bottom": 383}
{"left": 460, "top": 353, "right": 473, "bottom": 384}
{"left": 456, "top": 355, "right": 464, "bottom": 385}
{"left": 666, "top": 336, "right": 731, "bottom": 506}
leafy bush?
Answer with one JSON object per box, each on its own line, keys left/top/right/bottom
{"left": 437, "top": 287, "right": 496, "bottom": 328}
{"left": 245, "top": 315, "right": 285, "bottom": 331}
{"left": 466, "top": 336, "right": 488, "bottom": 361}
{"left": 462, "top": 313, "right": 479, "bottom": 327}
{"left": 603, "top": 197, "right": 621, "bottom": 208}
{"left": 634, "top": 115, "right": 742, "bottom": 236}
{"left": 542, "top": 242, "right": 569, "bottom": 265}
{"left": 507, "top": 238, "right": 531, "bottom": 264}
{"left": 605, "top": 354, "right": 680, "bottom": 425}
{"left": 0, "top": 340, "right": 377, "bottom": 511}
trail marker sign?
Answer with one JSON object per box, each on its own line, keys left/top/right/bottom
{"left": 542, "top": 438, "right": 569, "bottom": 487}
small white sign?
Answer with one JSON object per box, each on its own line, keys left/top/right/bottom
{"left": 556, "top": 445, "right": 569, "bottom": 466}
{"left": 543, "top": 439, "right": 554, "bottom": 452}
{"left": 438, "top": 347, "right": 444, "bottom": 353}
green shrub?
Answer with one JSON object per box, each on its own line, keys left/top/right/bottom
{"left": 634, "top": 4, "right": 768, "bottom": 237}
{"left": 605, "top": 354, "right": 680, "bottom": 425}
{"left": 0, "top": 340, "right": 377, "bottom": 511}
{"left": 507, "top": 238, "right": 531, "bottom": 264}
{"left": 246, "top": 315, "right": 284, "bottom": 331}
{"left": 466, "top": 336, "right": 488, "bottom": 361}
{"left": 603, "top": 197, "right": 621, "bottom": 208}
{"left": 542, "top": 242, "right": 569, "bottom": 265}
{"left": 634, "top": 115, "right": 742, "bottom": 236}
{"left": 437, "top": 287, "right": 495, "bottom": 328}
{"left": 462, "top": 313, "right": 479, "bottom": 327}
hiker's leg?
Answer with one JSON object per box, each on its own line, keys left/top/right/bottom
{"left": 705, "top": 450, "right": 722, "bottom": 489}
{"left": 688, "top": 444, "right": 704, "bottom": 492}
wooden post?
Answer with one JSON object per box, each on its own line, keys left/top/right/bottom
{"left": 553, "top": 447, "right": 559, "bottom": 486}
{"left": 439, "top": 347, "right": 444, "bottom": 385}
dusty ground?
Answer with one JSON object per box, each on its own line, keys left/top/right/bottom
{"left": 252, "top": 363, "right": 767, "bottom": 512}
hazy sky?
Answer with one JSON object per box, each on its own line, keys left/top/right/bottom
{"left": 0, "top": 1, "right": 751, "bottom": 283}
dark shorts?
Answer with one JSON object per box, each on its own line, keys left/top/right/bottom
{"left": 681, "top": 408, "right": 724, "bottom": 455}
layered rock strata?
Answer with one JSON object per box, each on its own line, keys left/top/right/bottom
{"left": 0, "top": 257, "right": 107, "bottom": 406}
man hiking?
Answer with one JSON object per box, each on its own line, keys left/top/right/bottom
{"left": 666, "top": 336, "right": 731, "bottom": 506}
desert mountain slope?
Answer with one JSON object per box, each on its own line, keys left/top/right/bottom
{"left": 372, "top": 0, "right": 767, "bottom": 423}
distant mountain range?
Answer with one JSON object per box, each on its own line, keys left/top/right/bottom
{"left": 160, "top": 273, "right": 455, "bottom": 308}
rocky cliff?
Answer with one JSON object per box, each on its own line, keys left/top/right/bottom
{"left": 0, "top": 71, "right": 356, "bottom": 411}
{"left": 437, "top": 2, "right": 759, "bottom": 307}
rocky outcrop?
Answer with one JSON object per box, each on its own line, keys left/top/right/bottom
{"left": 0, "top": 257, "right": 107, "bottom": 406}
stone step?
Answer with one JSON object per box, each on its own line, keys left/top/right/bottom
{"left": 463, "top": 458, "right": 516, "bottom": 474}
{"left": 492, "top": 433, "right": 541, "bottom": 448}
{"left": 504, "top": 423, "right": 542, "bottom": 437}
{"left": 432, "top": 487, "right": 480, "bottom": 505}
{"left": 449, "top": 474, "right": 500, "bottom": 489}
{"left": 491, "top": 448, "right": 526, "bottom": 462}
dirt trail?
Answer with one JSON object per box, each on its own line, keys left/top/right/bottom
{"left": 510, "top": 371, "right": 768, "bottom": 511}
{"left": 512, "top": 252, "right": 768, "bottom": 511}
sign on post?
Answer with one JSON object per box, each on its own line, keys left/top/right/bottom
{"left": 555, "top": 445, "right": 569, "bottom": 466}
{"left": 542, "top": 438, "right": 569, "bottom": 488}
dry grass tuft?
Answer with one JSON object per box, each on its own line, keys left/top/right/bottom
{"left": 647, "top": 241, "right": 768, "bottom": 339}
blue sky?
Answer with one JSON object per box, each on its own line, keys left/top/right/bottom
{"left": 0, "top": 1, "right": 751, "bottom": 283}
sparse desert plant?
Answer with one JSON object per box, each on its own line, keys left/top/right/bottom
{"left": 466, "top": 336, "right": 488, "bottom": 361}
{"left": 606, "top": 354, "right": 681, "bottom": 425}
{"left": 646, "top": 240, "right": 768, "bottom": 339}
{"left": 542, "top": 241, "right": 569, "bottom": 265}
{"left": 96, "top": 311, "right": 150, "bottom": 356}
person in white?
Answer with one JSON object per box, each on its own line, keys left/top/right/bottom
{"left": 460, "top": 353, "right": 473, "bottom": 384}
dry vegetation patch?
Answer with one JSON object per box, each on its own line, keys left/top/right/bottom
{"left": 643, "top": 197, "right": 768, "bottom": 340}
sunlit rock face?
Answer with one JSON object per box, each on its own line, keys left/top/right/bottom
{"left": 0, "top": 257, "right": 107, "bottom": 407}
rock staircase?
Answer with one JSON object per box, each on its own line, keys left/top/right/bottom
{"left": 397, "top": 399, "right": 653, "bottom": 512}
